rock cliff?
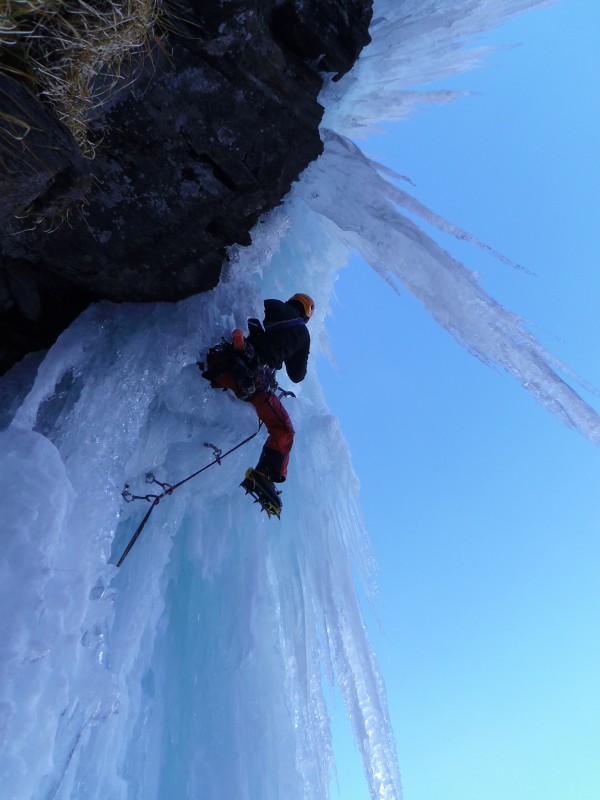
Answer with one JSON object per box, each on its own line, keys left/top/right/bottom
{"left": 0, "top": 0, "right": 372, "bottom": 375}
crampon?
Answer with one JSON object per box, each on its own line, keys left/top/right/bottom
{"left": 240, "top": 468, "right": 282, "bottom": 519}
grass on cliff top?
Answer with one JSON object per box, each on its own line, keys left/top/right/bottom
{"left": 0, "top": 0, "right": 164, "bottom": 157}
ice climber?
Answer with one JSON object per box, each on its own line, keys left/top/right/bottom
{"left": 200, "top": 293, "right": 314, "bottom": 517}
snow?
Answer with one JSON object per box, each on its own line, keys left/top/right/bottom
{"left": 1, "top": 1, "right": 597, "bottom": 799}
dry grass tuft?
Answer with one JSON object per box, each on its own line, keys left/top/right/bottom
{"left": 1, "top": 0, "right": 164, "bottom": 156}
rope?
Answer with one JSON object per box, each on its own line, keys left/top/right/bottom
{"left": 116, "top": 424, "right": 261, "bottom": 567}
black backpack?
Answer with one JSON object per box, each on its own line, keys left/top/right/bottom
{"left": 198, "top": 339, "right": 256, "bottom": 389}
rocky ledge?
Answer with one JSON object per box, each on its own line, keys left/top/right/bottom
{"left": 0, "top": 0, "right": 372, "bottom": 376}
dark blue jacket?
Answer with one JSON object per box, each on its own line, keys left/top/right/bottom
{"left": 247, "top": 299, "right": 310, "bottom": 383}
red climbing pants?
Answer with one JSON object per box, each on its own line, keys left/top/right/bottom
{"left": 213, "top": 371, "right": 295, "bottom": 482}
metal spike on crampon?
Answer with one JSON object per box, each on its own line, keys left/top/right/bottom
{"left": 240, "top": 468, "right": 282, "bottom": 519}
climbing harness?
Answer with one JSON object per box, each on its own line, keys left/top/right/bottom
{"left": 198, "top": 339, "right": 294, "bottom": 402}
{"left": 116, "top": 425, "right": 262, "bottom": 567}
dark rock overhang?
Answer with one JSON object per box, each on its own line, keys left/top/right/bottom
{"left": 0, "top": 0, "right": 373, "bottom": 376}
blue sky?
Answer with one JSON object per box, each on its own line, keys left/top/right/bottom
{"left": 319, "top": 2, "right": 600, "bottom": 799}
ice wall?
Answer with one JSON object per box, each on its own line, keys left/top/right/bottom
{"left": 0, "top": 228, "right": 399, "bottom": 800}
{"left": 315, "top": 0, "right": 600, "bottom": 446}
{"left": 294, "top": 130, "right": 600, "bottom": 445}
{"left": 322, "top": 0, "right": 554, "bottom": 134}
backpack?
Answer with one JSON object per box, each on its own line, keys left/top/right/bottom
{"left": 199, "top": 337, "right": 279, "bottom": 399}
{"left": 198, "top": 339, "right": 252, "bottom": 385}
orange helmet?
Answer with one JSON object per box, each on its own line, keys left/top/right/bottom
{"left": 288, "top": 293, "right": 315, "bottom": 320}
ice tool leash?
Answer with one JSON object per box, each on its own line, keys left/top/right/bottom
{"left": 117, "top": 425, "right": 262, "bottom": 567}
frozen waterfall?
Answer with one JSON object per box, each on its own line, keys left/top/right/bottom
{"left": 1, "top": 1, "right": 597, "bottom": 800}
